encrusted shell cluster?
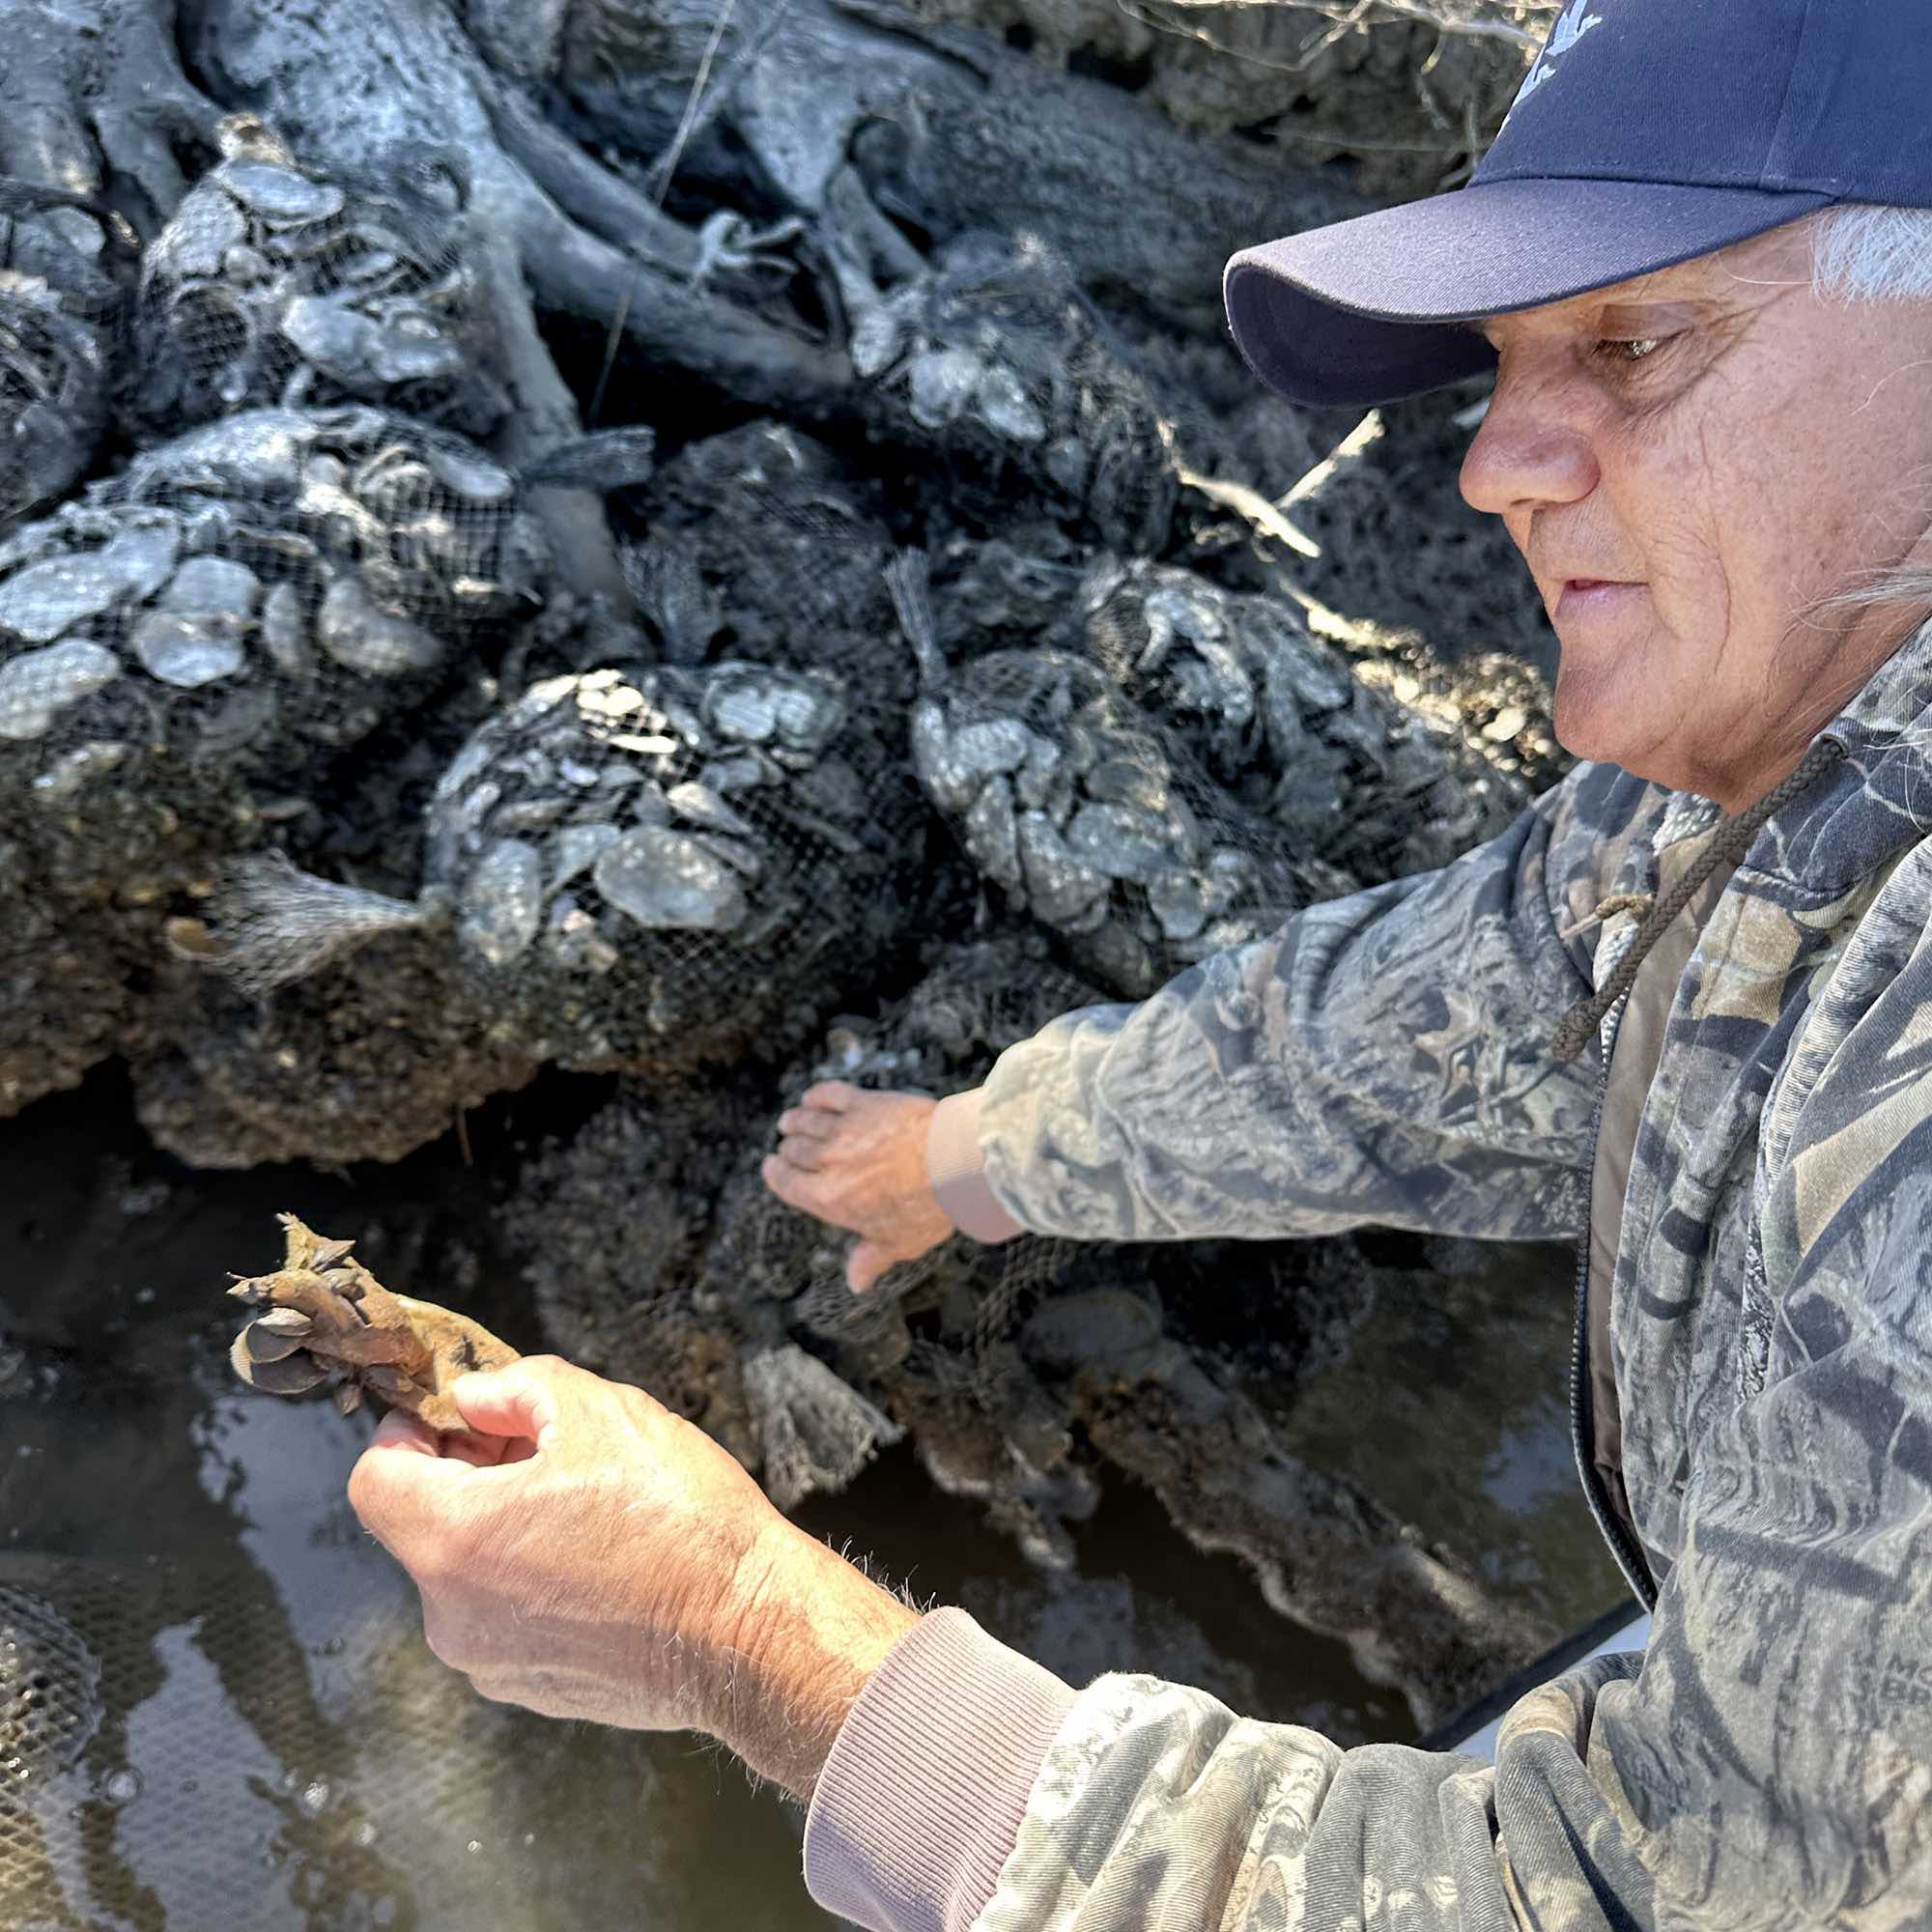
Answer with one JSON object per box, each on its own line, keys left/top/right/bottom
{"left": 914, "top": 647, "right": 1319, "bottom": 997}
{"left": 428, "top": 660, "right": 904, "bottom": 1070}
{"left": 133, "top": 116, "right": 504, "bottom": 438}
{"left": 0, "top": 408, "right": 544, "bottom": 895}
{"left": 104, "top": 406, "right": 547, "bottom": 640}
{"left": 1084, "top": 559, "right": 1521, "bottom": 879}
{"left": 852, "top": 233, "right": 1177, "bottom": 555}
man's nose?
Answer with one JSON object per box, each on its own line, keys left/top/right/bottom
{"left": 1459, "top": 365, "right": 1599, "bottom": 519}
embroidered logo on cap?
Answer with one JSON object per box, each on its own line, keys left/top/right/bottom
{"left": 1504, "top": 0, "right": 1603, "bottom": 126}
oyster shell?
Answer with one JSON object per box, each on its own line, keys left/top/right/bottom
{"left": 593, "top": 826, "right": 748, "bottom": 933}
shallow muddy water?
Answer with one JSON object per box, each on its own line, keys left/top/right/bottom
{"left": 1, "top": 1073, "right": 1616, "bottom": 1929}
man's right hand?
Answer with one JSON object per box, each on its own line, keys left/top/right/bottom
{"left": 760, "top": 1083, "right": 954, "bottom": 1291}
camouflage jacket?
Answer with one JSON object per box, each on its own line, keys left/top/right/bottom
{"left": 804, "top": 627, "right": 1932, "bottom": 1928}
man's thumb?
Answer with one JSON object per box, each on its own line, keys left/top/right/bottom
{"left": 847, "top": 1238, "right": 894, "bottom": 1293}
{"left": 451, "top": 1362, "right": 554, "bottom": 1442}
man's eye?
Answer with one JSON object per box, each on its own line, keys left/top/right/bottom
{"left": 1589, "top": 336, "right": 1666, "bottom": 366}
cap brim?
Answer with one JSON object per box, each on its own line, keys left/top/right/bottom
{"left": 1225, "top": 178, "right": 1835, "bottom": 409}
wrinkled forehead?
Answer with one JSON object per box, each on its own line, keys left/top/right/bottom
{"left": 1477, "top": 223, "right": 1817, "bottom": 342}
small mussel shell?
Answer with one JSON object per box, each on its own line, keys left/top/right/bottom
{"left": 229, "top": 1330, "right": 330, "bottom": 1393}
{"left": 240, "top": 1321, "right": 308, "bottom": 1364}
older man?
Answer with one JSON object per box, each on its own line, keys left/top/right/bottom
{"left": 349, "top": 2, "right": 1932, "bottom": 1924}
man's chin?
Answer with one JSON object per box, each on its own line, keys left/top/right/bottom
{"left": 1548, "top": 670, "right": 1672, "bottom": 781}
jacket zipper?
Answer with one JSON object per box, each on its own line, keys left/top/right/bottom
{"left": 1571, "top": 989, "right": 1660, "bottom": 1610}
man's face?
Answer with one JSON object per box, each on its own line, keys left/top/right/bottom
{"left": 1460, "top": 223, "right": 1932, "bottom": 808}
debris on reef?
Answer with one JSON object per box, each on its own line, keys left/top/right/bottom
{"left": 0, "top": 0, "right": 1587, "bottom": 1723}
{"left": 228, "top": 1212, "right": 520, "bottom": 1431}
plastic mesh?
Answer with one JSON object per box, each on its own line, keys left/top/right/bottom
{"left": 102, "top": 406, "right": 549, "bottom": 639}
{"left": 707, "top": 930, "right": 1113, "bottom": 1407}
{"left": 0, "top": 410, "right": 542, "bottom": 902}
{"left": 0, "top": 1587, "right": 101, "bottom": 1785}
{"left": 502, "top": 1068, "right": 773, "bottom": 1452}
{"left": 0, "top": 1543, "right": 815, "bottom": 1932}
{"left": 913, "top": 644, "right": 1337, "bottom": 998}
{"left": 637, "top": 423, "right": 908, "bottom": 689}
{"left": 1081, "top": 557, "right": 1527, "bottom": 883}
{"left": 852, "top": 230, "right": 1179, "bottom": 555}
{"left": 426, "top": 661, "right": 927, "bottom": 1073}
{"left": 132, "top": 118, "right": 507, "bottom": 440}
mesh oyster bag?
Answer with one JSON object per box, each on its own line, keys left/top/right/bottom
{"left": 215, "top": 658, "right": 930, "bottom": 1077}
{"left": 425, "top": 662, "right": 925, "bottom": 1070}
{"left": 1080, "top": 557, "right": 1528, "bottom": 883}
{"left": 635, "top": 423, "right": 908, "bottom": 692}
{"left": 0, "top": 409, "right": 543, "bottom": 901}
{"left": 133, "top": 115, "right": 507, "bottom": 440}
{"left": 706, "top": 930, "right": 1110, "bottom": 1406}
{"left": 912, "top": 644, "right": 1337, "bottom": 998}
{"left": 852, "top": 230, "right": 1179, "bottom": 556}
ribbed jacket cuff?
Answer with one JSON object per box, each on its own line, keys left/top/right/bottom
{"left": 803, "top": 1607, "right": 1076, "bottom": 1932}
{"left": 925, "top": 1091, "right": 1024, "bottom": 1245}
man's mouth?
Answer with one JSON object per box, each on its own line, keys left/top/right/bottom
{"left": 1554, "top": 578, "right": 1647, "bottom": 624}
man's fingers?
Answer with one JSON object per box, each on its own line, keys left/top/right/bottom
{"left": 797, "top": 1081, "right": 858, "bottom": 1114}
{"left": 439, "top": 1427, "right": 519, "bottom": 1468}
{"left": 370, "top": 1407, "right": 443, "bottom": 1458}
{"left": 761, "top": 1151, "right": 840, "bottom": 1223}
{"left": 775, "top": 1106, "right": 836, "bottom": 1142}
{"left": 778, "top": 1135, "right": 825, "bottom": 1172}
{"left": 349, "top": 1413, "right": 471, "bottom": 1549}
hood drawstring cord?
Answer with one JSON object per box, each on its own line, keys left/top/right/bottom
{"left": 1549, "top": 737, "right": 1849, "bottom": 1065}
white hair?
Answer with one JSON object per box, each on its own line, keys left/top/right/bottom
{"left": 1809, "top": 203, "right": 1932, "bottom": 306}
{"left": 1798, "top": 207, "right": 1932, "bottom": 622}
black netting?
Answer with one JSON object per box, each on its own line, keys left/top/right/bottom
{"left": 1081, "top": 557, "right": 1526, "bottom": 881}
{"left": 426, "top": 660, "right": 927, "bottom": 1072}
{"left": 504, "top": 1068, "right": 773, "bottom": 1456}
{"left": 0, "top": 410, "right": 544, "bottom": 904}
{"left": 852, "top": 230, "right": 1179, "bottom": 554}
{"left": 637, "top": 423, "right": 908, "bottom": 692}
{"left": 913, "top": 643, "right": 1338, "bottom": 997}
{"left": 0, "top": 1587, "right": 101, "bottom": 1787}
{"left": 704, "top": 930, "right": 1111, "bottom": 1408}
{"left": 133, "top": 117, "right": 507, "bottom": 440}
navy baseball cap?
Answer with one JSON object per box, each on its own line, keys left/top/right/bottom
{"left": 1225, "top": 0, "right": 1932, "bottom": 409}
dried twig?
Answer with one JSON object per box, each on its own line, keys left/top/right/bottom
{"left": 1114, "top": 0, "right": 1552, "bottom": 80}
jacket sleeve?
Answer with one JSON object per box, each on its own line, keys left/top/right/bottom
{"left": 934, "top": 880, "right": 1932, "bottom": 1932}
{"left": 972, "top": 761, "right": 1653, "bottom": 1246}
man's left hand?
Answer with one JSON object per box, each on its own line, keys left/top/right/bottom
{"left": 347, "top": 1353, "right": 920, "bottom": 1796}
